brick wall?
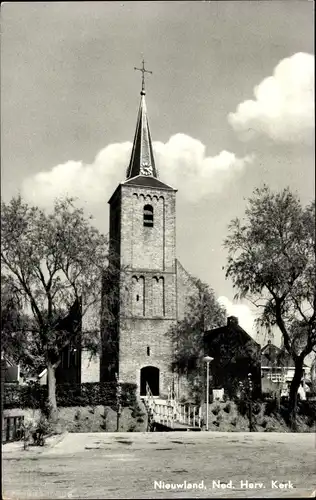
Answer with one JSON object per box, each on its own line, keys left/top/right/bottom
{"left": 106, "top": 181, "right": 198, "bottom": 398}
{"left": 106, "top": 183, "right": 177, "bottom": 393}
{"left": 81, "top": 299, "right": 101, "bottom": 383}
{"left": 118, "top": 185, "right": 176, "bottom": 273}
{"left": 176, "top": 259, "right": 198, "bottom": 321}
{"left": 119, "top": 318, "right": 175, "bottom": 395}
{"left": 81, "top": 350, "right": 100, "bottom": 383}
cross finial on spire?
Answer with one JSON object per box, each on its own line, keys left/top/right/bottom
{"left": 134, "top": 58, "right": 152, "bottom": 95}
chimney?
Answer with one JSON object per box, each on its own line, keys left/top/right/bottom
{"left": 227, "top": 316, "right": 238, "bottom": 327}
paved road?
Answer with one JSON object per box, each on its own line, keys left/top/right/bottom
{"left": 2, "top": 432, "right": 315, "bottom": 499}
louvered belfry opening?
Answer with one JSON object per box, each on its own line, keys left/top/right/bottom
{"left": 143, "top": 204, "right": 154, "bottom": 227}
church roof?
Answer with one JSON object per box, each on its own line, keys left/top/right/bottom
{"left": 123, "top": 175, "right": 175, "bottom": 191}
{"left": 126, "top": 91, "right": 158, "bottom": 180}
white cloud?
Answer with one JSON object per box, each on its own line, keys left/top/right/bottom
{"left": 22, "top": 142, "right": 132, "bottom": 208}
{"left": 228, "top": 52, "right": 314, "bottom": 144}
{"left": 218, "top": 296, "right": 258, "bottom": 340}
{"left": 154, "top": 134, "right": 253, "bottom": 201}
{"left": 22, "top": 134, "right": 253, "bottom": 207}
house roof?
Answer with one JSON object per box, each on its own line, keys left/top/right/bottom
{"left": 204, "top": 316, "right": 261, "bottom": 349}
{"left": 261, "top": 342, "right": 295, "bottom": 368}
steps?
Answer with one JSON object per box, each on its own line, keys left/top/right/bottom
{"left": 142, "top": 391, "right": 202, "bottom": 432}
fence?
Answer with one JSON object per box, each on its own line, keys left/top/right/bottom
{"left": 2, "top": 415, "right": 24, "bottom": 443}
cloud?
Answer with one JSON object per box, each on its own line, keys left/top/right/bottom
{"left": 228, "top": 52, "right": 314, "bottom": 144}
{"left": 22, "top": 142, "right": 132, "bottom": 209}
{"left": 218, "top": 296, "right": 258, "bottom": 340}
{"left": 22, "top": 134, "right": 253, "bottom": 207}
{"left": 154, "top": 134, "right": 253, "bottom": 201}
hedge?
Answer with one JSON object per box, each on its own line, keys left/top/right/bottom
{"left": 4, "top": 381, "right": 137, "bottom": 410}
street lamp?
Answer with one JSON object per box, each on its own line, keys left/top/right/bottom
{"left": 247, "top": 373, "right": 253, "bottom": 432}
{"left": 203, "top": 356, "right": 214, "bottom": 431}
{"left": 116, "top": 379, "right": 122, "bottom": 432}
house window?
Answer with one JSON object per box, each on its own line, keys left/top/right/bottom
{"left": 143, "top": 205, "right": 154, "bottom": 227}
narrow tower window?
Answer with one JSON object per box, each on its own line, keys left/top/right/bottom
{"left": 143, "top": 204, "right": 154, "bottom": 227}
{"left": 147, "top": 346, "right": 150, "bottom": 356}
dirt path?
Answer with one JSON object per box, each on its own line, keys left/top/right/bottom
{"left": 3, "top": 432, "right": 315, "bottom": 498}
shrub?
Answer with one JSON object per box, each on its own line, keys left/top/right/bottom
{"left": 231, "top": 417, "right": 237, "bottom": 427}
{"left": 130, "top": 403, "right": 145, "bottom": 419}
{"left": 264, "top": 421, "right": 277, "bottom": 432}
{"left": 4, "top": 381, "right": 137, "bottom": 409}
{"left": 252, "top": 402, "right": 262, "bottom": 415}
{"left": 4, "top": 382, "right": 47, "bottom": 410}
{"left": 32, "top": 415, "right": 52, "bottom": 446}
{"left": 98, "top": 407, "right": 109, "bottom": 431}
{"left": 74, "top": 409, "right": 81, "bottom": 421}
{"left": 21, "top": 419, "right": 37, "bottom": 449}
{"left": 236, "top": 398, "right": 248, "bottom": 416}
{"left": 264, "top": 399, "right": 279, "bottom": 417}
{"left": 223, "top": 403, "right": 231, "bottom": 414}
{"left": 212, "top": 404, "right": 221, "bottom": 416}
{"left": 298, "top": 401, "right": 316, "bottom": 420}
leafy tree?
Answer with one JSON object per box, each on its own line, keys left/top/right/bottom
{"left": 310, "top": 350, "right": 316, "bottom": 394}
{"left": 1, "top": 196, "right": 116, "bottom": 421}
{"left": 224, "top": 186, "right": 315, "bottom": 428}
{"left": 168, "top": 277, "right": 226, "bottom": 402}
{"left": 1, "top": 275, "right": 29, "bottom": 361}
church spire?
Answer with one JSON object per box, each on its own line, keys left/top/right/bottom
{"left": 126, "top": 59, "right": 158, "bottom": 179}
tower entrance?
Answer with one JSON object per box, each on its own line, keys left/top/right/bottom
{"left": 140, "top": 366, "right": 159, "bottom": 396}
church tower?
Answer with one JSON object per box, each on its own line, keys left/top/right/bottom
{"left": 105, "top": 62, "right": 177, "bottom": 397}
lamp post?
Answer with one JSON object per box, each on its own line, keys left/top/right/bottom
{"left": 203, "top": 356, "right": 214, "bottom": 431}
{"left": 116, "top": 379, "right": 122, "bottom": 432}
{"left": 247, "top": 372, "right": 254, "bottom": 432}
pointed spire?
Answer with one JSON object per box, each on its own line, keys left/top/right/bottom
{"left": 126, "top": 60, "right": 158, "bottom": 179}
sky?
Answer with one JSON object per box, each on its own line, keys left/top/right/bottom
{"left": 1, "top": 1, "right": 315, "bottom": 345}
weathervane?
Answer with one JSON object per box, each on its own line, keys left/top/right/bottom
{"left": 134, "top": 58, "right": 152, "bottom": 95}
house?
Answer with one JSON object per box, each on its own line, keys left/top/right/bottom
{"left": 261, "top": 341, "right": 307, "bottom": 399}
{"left": 1, "top": 354, "right": 20, "bottom": 384}
{"left": 204, "top": 316, "right": 262, "bottom": 399}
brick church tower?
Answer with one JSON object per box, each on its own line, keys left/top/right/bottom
{"left": 103, "top": 69, "right": 178, "bottom": 397}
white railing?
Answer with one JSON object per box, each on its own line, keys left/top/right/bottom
{"left": 143, "top": 384, "right": 202, "bottom": 429}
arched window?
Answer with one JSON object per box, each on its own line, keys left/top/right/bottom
{"left": 132, "top": 276, "right": 145, "bottom": 316}
{"left": 143, "top": 204, "right": 154, "bottom": 227}
{"left": 152, "top": 276, "right": 165, "bottom": 317}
